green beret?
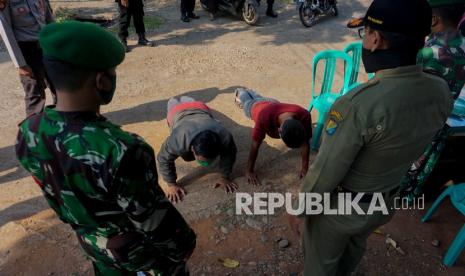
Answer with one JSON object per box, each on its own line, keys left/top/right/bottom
{"left": 428, "top": 0, "right": 465, "bottom": 7}
{"left": 39, "top": 20, "right": 125, "bottom": 70}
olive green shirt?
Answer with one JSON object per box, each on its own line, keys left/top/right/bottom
{"left": 301, "top": 65, "right": 453, "bottom": 194}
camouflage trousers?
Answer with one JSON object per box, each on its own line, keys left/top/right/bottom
{"left": 77, "top": 234, "right": 190, "bottom": 276}
{"left": 400, "top": 125, "right": 451, "bottom": 203}
{"left": 92, "top": 260, "right": 189, "bottom": 276}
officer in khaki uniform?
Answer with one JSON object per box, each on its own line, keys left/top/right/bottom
{"left": 288, "top": 0, "right": 453, "bottom": 275}
{"left": 0, "top": 0, "right": 55, "bottom": 116}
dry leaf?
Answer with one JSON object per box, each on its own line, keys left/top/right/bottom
{"left": 219, "top": 258, "right": 240, "bottom": 268}
{"left": 386, "top": 237, "right": 397, "bottom": 248}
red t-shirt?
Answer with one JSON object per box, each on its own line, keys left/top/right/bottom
{"left": 250, "top": 102, "right": 312, "bottom": 142}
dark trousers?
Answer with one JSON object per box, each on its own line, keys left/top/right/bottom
{"left": 180, "top": 0, "right": 195, "bottom": 14}
{"left": 18, "top": 41, "right": 56, "bottom": 117}
{"left": 205, "top": 0, "right": 218, "bottom": 13}
{"left": 258, "top": 0, "right": 274, "bottom": 7}
{"left": 117, "top": 0, "right": 145, "bottom": 40}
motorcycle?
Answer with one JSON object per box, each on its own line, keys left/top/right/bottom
{"left": 295, "top": 0, "right": 338, "bottom": 28}
{"left": 200, "top": 0, "right": 260, "bottom": 25}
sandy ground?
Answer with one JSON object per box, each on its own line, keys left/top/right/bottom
{"left": 1, "top": 0, "right": 465, "bottom": 275}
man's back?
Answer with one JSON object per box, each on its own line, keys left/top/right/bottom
{"left": 340, "top": 65, "right": 453, "bottom": 192}
{"left": 16, "top": 107, "right": 196, "bottom": 268}
{"left": 417, "top": 30, "right": 465, "bottom": 98}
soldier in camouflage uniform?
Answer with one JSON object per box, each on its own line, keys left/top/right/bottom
{"left": 15, "top": 21, "right": 196, "bottom": 275}
{"left": 401, "top": 0, "right": 465, "bottom": 201}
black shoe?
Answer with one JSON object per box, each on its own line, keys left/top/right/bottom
{"left": 138, "top": 36, "right": 154, "bottom": 47}
{"left": 187, "top": 12, "right": 199, "bottom": 19}
{"left": 121, "top": 39, "right": 130, "bottom": 52}
{"left": 266, "top": 9, "right": 278, "bottom": 17}
{"left": 181, "top": 14, "right": 190, "bottom": 22}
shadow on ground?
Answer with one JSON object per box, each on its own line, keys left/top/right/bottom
{"left": 0, "top": 196, "right": 48, "bottom": 228}
{"left": 0, "top": 145, "right": 29, "bottom": 185}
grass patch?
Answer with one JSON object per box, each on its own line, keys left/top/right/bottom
{"left": 54, "top": 7, "right": 75, "bottom": 22}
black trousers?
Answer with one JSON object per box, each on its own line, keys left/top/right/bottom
{"left": 117, "top": 0, "right": 145, "bottom": 40}
{"left": 18, "top": 41, "right": 56, "bottom": 116}
{"left": 205, "top": 0, "right": 218, "bottom": 13}
{"left": 180, "top": 0, "right": 195, "bottom": 14}
{"left": 257, "top": 0, "right": 274, "bottom": 6}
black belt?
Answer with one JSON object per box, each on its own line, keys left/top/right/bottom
{"left": 338, "top": 186, "right": 399, "bottom": 203}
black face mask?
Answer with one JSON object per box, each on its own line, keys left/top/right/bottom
{"left": 97, "top": 72, "right": 117, "bottom": 105}
{"left": 361, "top": 47, "right": 417, "bottom": 73}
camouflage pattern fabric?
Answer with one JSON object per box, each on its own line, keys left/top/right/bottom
{"left": 417, "top": 30, "right": 465, "bottom": 99}
{"left": 401, "top": 31, "right": 465, "bottom": 201}
{"left": 400, "top": 126, "right": 451, "bottom": 203}
{"left": 15, "top": 107, "right": 196, "bottom": 275}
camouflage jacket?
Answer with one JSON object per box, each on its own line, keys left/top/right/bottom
{"left": 417, "top": 30, "right": 465, "bottom": 99}
{"left": 15, "top": 107, "right": 196, "bottom": 272}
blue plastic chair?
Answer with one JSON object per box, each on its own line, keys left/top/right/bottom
{"left": 343, "top": 41, "right": 375, "bottom": 93}
{"left": 308, "top": 50, "right": 353, "bottom": 150}
{"left": 422, "top": 183, "right": 465, "bottom": 267}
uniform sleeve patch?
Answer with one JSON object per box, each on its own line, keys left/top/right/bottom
{"left": 329, "top": 110, "right": 343, "bottom": 122}
{"left": 325, "top": 119, "right": 339, "bottom": 135}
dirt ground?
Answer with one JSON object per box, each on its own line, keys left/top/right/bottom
{"left": 1, "top": 0, "right": 465, "bottom": 275}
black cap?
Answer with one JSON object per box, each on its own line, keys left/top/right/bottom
{"left": 347, "top": 0, "right": 432, "bottom": 37}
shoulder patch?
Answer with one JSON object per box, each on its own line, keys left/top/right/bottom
{"left": 325, "top": 118, "right": 339, "bottom": 135}
{"left": 345, "top": 78, "right": 380, "bottom": 100}
{"left": 329, "top": 109, "right": 343, "bottom": 121}
{"left": 325, "top": 107, "right": 346, "bottom": 136}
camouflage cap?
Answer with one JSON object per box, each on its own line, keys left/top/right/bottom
{"left": 39, "top": 20, "right": 125, "bottom": 70}
{"left": 428, "top": 0, "right": 465, "bottom": 7}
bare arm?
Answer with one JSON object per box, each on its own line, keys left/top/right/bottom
{"left": 299, "top": 140, "right": 310, "bottom": 179}
{"left": 246, "top": 139, "right": 262, "bottom": 185}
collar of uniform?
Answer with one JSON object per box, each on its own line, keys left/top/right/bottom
{"left": 44, "top": 106, "right": 107, "bottom": 123}
{"left": 375, "top": 65, "right": 422, "bottom": 78}
{"left": 428, "top": 30, "right": 461, "bottom": 42}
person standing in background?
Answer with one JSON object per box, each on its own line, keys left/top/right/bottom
{"left": 180, "top": 0, "right": 200, "bottom": 22}
{"left": 116, "top": 0, "right": 153, "bottom": 52}
{"left": 0, "top": 0, "right": 55, "bottom": 116}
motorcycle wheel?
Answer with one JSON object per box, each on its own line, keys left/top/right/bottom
{"left": 299, "top": 2, "right": 316, "bottom": 28}
{"left": 331, "top": 5, "right": 338, "bottom": 16}
{"left": 242, "top": 3, "right": 259, "bottom": 25}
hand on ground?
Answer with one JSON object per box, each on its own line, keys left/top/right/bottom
{"left": 299, "top": 165, "right": 309, "bottom": 179}
{"left": 246, "top": 171, "right": 261, "bottom": 186}
{"left": 163, "top": 183, "right": 186, "bottom": 204}
{"left": 214, "top": 177, "right": 238, "bottom": 194}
